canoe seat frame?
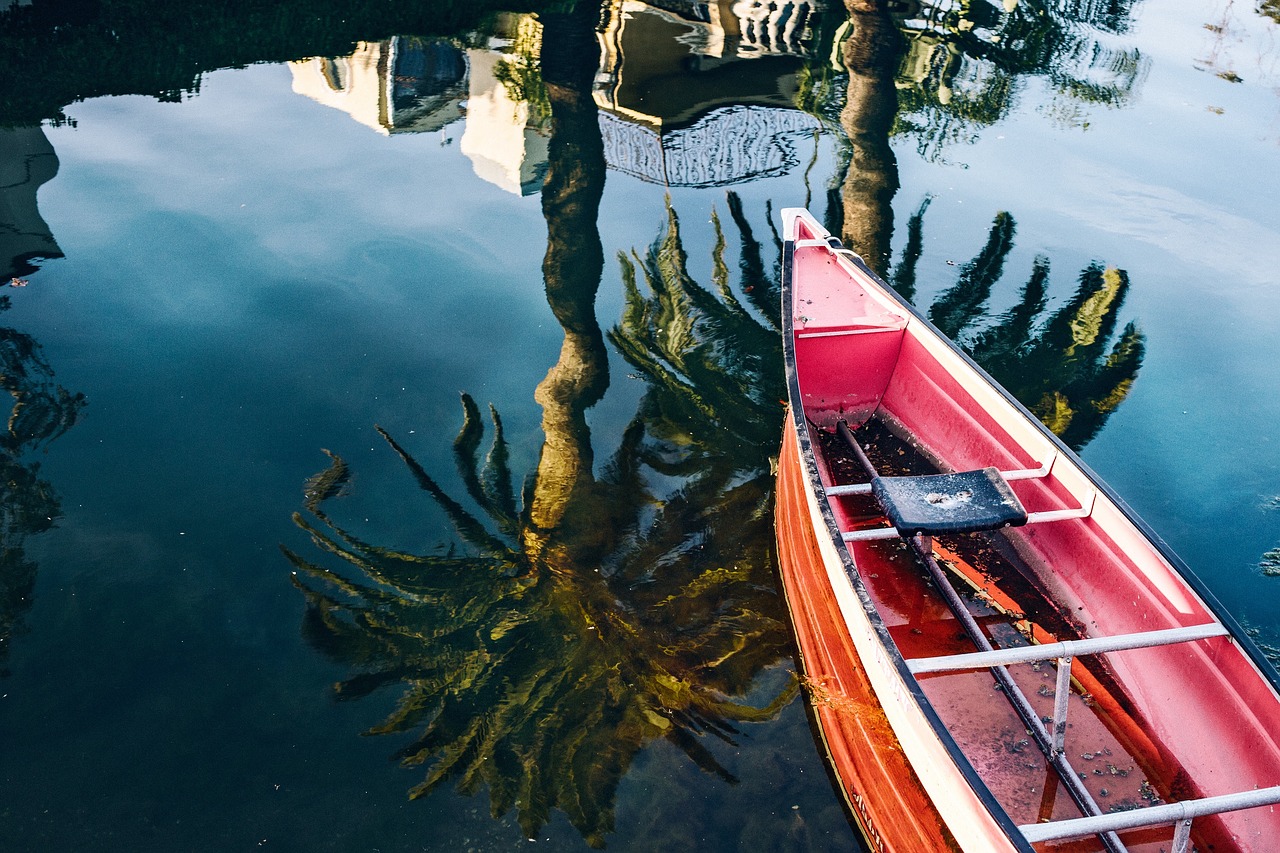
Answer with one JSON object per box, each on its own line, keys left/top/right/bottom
{"left": 834, "top": 434, "right": 1093, "bottom": 543}
{"left": 824, "top": 419, "right": 1280, "bottom": 853}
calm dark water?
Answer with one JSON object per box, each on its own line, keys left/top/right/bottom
{"left": 1, "top": 0, "right": 1278, "bottom": 850}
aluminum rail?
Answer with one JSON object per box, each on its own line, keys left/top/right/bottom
{"left": 907, "top": 622, "right": 1230, "bottom": 674}
{"left": 826, "top": 461, "right": 1053, "bottom": 498}
{"left": 840, "top": 500, "right": 1094, "bottom": 542}
{"left": 907, "top": 621, "right": 1231, "bottom": 759}
{"left": 1019, "top": 785, "right": 1280, "bottom": 851}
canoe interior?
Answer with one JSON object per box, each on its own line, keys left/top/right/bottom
{"left": 781, "top": 213, "right": 1280, "bottom": 852}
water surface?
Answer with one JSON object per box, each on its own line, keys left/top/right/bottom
{"left": 1, "top": 0, "right": 1278, "bottom": 850}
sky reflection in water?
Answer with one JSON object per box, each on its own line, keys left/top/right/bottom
{"left": 1, "top": 0, "right": 1279, "bottom": 850}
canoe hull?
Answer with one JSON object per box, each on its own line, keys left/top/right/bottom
{"left": 776, "top": 208, "right": 1280, "bottom": 852}
{"left": 776, "top": 412, "right": 955, "bottom": 852}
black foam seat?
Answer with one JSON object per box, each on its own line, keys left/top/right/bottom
{"left": 870, "top": 468, "right": 1028, "bottom": 537}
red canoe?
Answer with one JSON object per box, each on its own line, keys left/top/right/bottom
{"left": 774, "top": 208, "right": 1280, "bottom": 852}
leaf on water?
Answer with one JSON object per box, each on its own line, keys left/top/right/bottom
{"left": 302, "top": 449, "right": 350, "bottom": 514}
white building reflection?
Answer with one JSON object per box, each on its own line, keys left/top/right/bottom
{"left": 289, "top": 1, "right": 825, "bottom": 193}
{"left": 459, "top": 19, "right": 552, "bottom": 196}
{"left": 599, "top": 106, "right": 819, "bottom": 188}
{"left": 289, "top": 38, "right": 468, "bottom": 135}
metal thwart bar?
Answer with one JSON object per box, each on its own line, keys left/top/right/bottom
{"left": 1171, "top": 815, "right": 1192, "bottom": 853}
{"left": 1018, "top": 785, "right": 1280, "bottom": 848}
{"left": 1002, "top": 460, "right": 1054, "bottom": 480}
{"left": 836, "top": 478, "right": 1095, "bottom": 541}
{"left": 826, "top": 482, "right": 873, "bottom": 497}
{"left": 906, "top": 622, "right": 1230, "bottom": 674}
{"left": 839, "top": 502, "right": 1096, "bottom": 541}
{"left": 825, "top": 459, "right": 1053, "bottom": 499}
{"left": 1052, "top": 652, "right": 1073, "bottom": 755}
{"left": 1025, "top": 493, "right": 1096, "bottom": 524}
{"left": 908, "top": 621, "right": 1229, "bottom": 764}
{"left": 841, "top": 526, "right": 899, "bottom": 541}
{"left": 797, "top": 328, "right": 902, "bottom": 339}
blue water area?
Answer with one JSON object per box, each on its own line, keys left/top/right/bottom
{"left": 0, "top": 0, "right": 1278, "bottom": 850}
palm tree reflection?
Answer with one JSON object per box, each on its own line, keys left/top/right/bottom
{"left": 283, "top": 4, "right": 1145, "bottom": 839}
{"left": 284, "top": 189, "right": 1146, "bottom": 849}
{"left": 907, "top": 207, "right": 1144, "bottom": 450}
{"left": 284, "top": 195, "right": 793, "bottom": 845}
{"left": 819, "top": 0, "right": 1149, "bottom": 268}
{"left": 284, "top": 3, "right": 797, "bottom": 838}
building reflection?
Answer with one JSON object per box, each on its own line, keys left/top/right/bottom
{"left": 461, "top": 16, "right": 552, "bottom": 195}
{"left": 0, "top": 126, "right": 63, "bottom": 281}
{"left": 595, "top": 0, "right": 820, "bottom": 124}
{"left": 290, "top": 1, "right": 829, "bottom": 192}
{"left": 596, "top": 0, "right": 824, "bottom": 186}
{"left": 882, "top": 0, "right": 1147, "bottom": 157}
{"left": 290, "top": 19, "right": 553, "bottom": 195}
{"left": 0, "top": 126, "right": 84, "bottom": 675}
{"left": 289, "top": 37, "right": 468, "bottom": 135}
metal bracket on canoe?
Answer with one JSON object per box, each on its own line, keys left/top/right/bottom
{"left": 839, "top": 492, "right": 1093, "bottom": 542}
{"left": 793, "top": 238, "right": 867, "bottom": 267}
{"left": 793, "top": 237, "right": 853, "bottom": 254}
{"left": 1018, "top": 785, "right": 1280, "bottom": 853}
{"left": 906, "top": 623, "right": 1230, "bottom": 674}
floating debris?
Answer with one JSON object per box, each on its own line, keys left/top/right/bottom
{"left": 1004, "top": 738, "right": 1030, "bottom": 755}
{"left": 1107, "top": 800, "right": 1145, "bottom": 814}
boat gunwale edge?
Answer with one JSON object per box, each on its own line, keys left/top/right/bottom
{"left": 779, "top": 214, "right": 1036, "bottom": 853}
